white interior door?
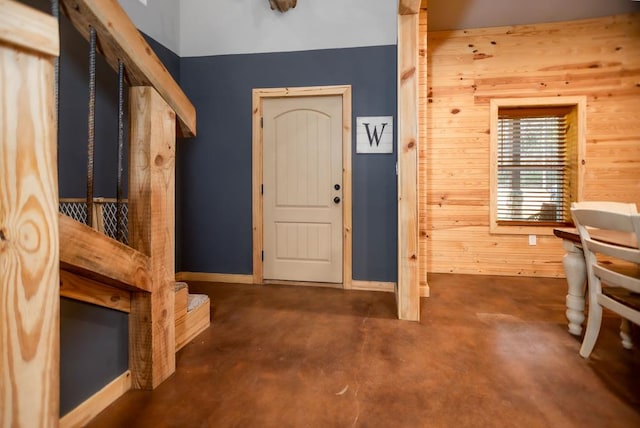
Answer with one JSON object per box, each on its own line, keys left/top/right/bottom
{"left": 263, "top": 96, "right": 343, "bottom": 283}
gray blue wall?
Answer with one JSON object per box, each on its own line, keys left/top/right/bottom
{"left": 21, "top": 0, "right": 398, "bottom": 417}
{"left": 179, "top": 46, "right": 398, "bottom": 281}
{"left": 60, "top": 298, "right": 128, "bottom": 415}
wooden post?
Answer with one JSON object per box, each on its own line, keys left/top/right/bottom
{"left": 397, "top": 0, "right": 422, "bottom": 321}
{"left": 417, "top": 6, "right": 430, "bottom": 298}
{"left": 128, "top": 87, "right": 176, "bottom": 389}
{"left": 0, "top": 1, "right": 60, "bottom": 426}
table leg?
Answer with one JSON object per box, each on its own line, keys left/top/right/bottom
{"left": 620, "top": 318, "right": 634, "bottom": 349}
{"left": 562, "top": 240, "right": 587, "bottom": 336}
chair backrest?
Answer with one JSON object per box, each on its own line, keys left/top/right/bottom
{"left": 571, "top": 202, "right": 640, "bottom": 293}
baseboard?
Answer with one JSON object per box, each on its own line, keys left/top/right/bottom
{"left": 263, "top": 279, "right": 343, "bottom": 289}
{"left": 351, "top": 280, "right": 396, "bottom": 293}
{"left": 350, "top": 280, "right": 430, "bottom": 298}
{"left": 60, "top": 370, "right": 131, "bottom": 428}
{"left": 174, "top": 273, "right": 430, "bottom": 297}
{"left": 175, "top": 272, "right": 253, "bottom": 284}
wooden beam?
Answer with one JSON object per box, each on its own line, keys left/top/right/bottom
{"left": 397, "top": 10, "right": 421, "bottom": 321}
{"left": 1, "top": 2, "right": 59, "bottom": 425}
{"left": 60, "top": 270, "right": 131, "bottom": 313}
{"left": 0, "top": 0, "right": 59, "bottom": 56}
{"left": 59, "top": 214, "right": 152, "bottom": 293}
{"left": 59, "top": 0, "right": 196, "bottom": 138}
{"left": 399, "top": 0, "right": 422, "bottom": 15}
{"left": 418, "top": 6, "right": 430, "bottom": 298}
{"left": 128, "top": 87, "right": 176, "bottom": 390}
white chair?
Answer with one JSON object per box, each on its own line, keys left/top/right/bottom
{"left": 571, "top": 202, "right": 640, "bottom": 358}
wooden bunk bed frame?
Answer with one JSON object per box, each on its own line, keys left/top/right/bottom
{"left": 1, "top": 0, "right": 197, "bottom": 425}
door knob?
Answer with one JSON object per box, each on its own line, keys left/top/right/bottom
{"left": 334, "top": 184, "right": 341, "bottom": 190}
{"left": 334, "top": 196, "right": 341, "bottom": 204}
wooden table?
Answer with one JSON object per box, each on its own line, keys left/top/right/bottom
{"left": 553, "top": 227, "right": 638, "bottom": 336}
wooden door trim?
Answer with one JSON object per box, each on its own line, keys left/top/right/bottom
{"left": 252, "top": 85, "right": 353, "bottom": 289}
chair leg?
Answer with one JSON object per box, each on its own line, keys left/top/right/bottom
{"left": 620, "top": 318, "right": 634, "bottom": 350}
{"left": 580, "top": 302, "right": 603, "bottom": 358}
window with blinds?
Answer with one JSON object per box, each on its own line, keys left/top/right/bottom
{"left": 497, "top": 107, "right": 572, "bottom": 225}
{"left": 490, "top": 98, "right": 585, "bottom": 234}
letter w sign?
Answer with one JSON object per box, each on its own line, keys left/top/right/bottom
{"left": 356, "top": 116, "right": 393, "bottom": 154}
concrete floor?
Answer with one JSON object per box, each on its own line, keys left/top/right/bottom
{"left": 88, "top": 274, "right": 640, "bottom": 427}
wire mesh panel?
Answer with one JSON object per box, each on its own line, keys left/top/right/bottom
{"left": 59, "top": 198, "right": 128, "bottom": 245}
{"left": 101, "top": 201, "right": 128, "bottom": 244}
{"left": 59, "top": 200, "right": 88, "bottom": 224}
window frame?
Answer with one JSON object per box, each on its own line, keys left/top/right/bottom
{"left": 489, "top": 96, "right": 586, "bottom": 235}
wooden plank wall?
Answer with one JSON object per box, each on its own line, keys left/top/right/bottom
{"left": 421, "top": 13, "right": 640, "bottom": 277}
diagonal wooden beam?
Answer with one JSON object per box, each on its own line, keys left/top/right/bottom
{"left": 59, "top": 214, "right": 152, "bottom": 293}
{"left": 60, "top": 0, "right": 196, "bottom": 138}
{"left": 399, "top": 0, "right": 422, "bottom": 15}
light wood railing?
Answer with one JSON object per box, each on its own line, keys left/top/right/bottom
{"left": 60, "top": 0, "right": 195, "bottom": 137}
{"left": 1, "top": 0, "right": 196, "bottom": 426}
{"left": 1, "top": 2, "right": 60, "bottom": 426}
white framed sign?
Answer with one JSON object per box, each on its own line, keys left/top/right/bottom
{"left": 356, "top": 116, "right": 393, "bottom": 154}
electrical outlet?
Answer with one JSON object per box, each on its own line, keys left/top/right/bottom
{"left": 528, "top": 234, "right": 537, "bottom": 246}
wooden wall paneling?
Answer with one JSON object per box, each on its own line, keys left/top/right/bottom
{"left": 422, "top": 13, "right": 640, "bottom": 277}
{"left": 0, "top": 2, "right": 60, "bottom": 426}
{"left": 397, "top": 6, "right": 420, "bottom": 320}
{"left": 128, "top": 87, "right": 176, "bottom": 389}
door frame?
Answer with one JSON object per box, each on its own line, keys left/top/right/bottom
{"left": 252, "top": 85, "right": 353, "bottom": 289}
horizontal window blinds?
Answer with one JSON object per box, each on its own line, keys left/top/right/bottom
{"left": 497, "top": 113, "right": 569, "bottom": 224}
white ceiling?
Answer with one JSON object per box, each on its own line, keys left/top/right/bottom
{"left": 428, "top": 0, "right": 640, "bottom": 31}
{"left": 119, "top": 0, "right": 640, "bottom": 57}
